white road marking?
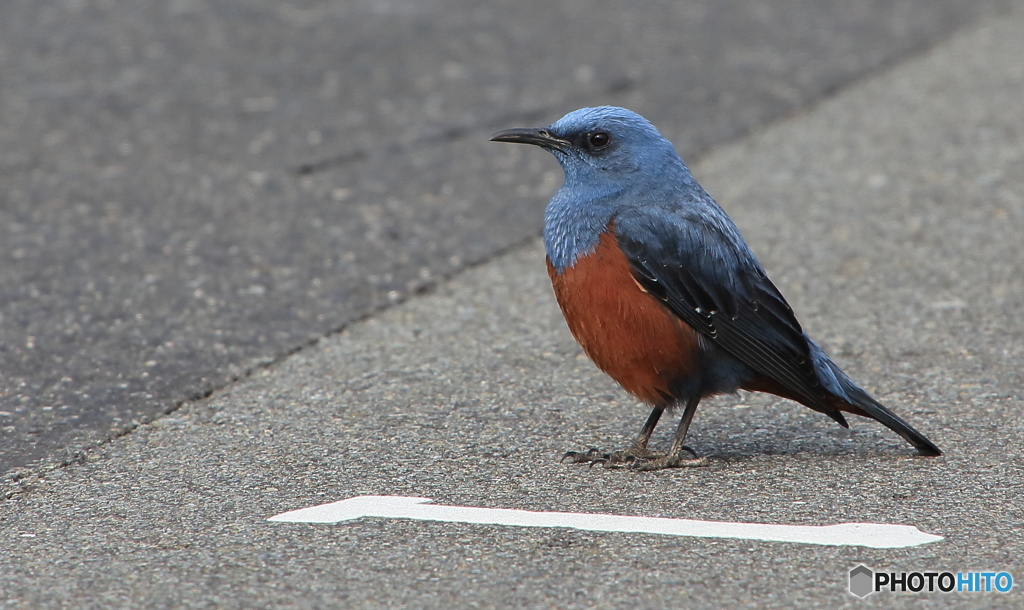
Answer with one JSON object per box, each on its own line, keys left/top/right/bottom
{"left": 268, "top": 495, "right": 942, "bottom": 549}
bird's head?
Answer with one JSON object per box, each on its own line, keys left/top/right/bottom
{"left": 490, "top": 106, "right": 683, "bottom": 187}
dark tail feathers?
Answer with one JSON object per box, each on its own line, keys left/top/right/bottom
{"left": 824, "top": 361, "right": 941, "bottom": 456}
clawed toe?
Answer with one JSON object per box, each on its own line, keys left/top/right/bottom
{"left": 562, "top": 446, "right": 658, "bottom": 468}
{"left": 563, "top": 445, "right": 710, "bottom": 471}
{"left": 628, "top": 454, "right": 710, "bottom": 471}
{"left": 561, "top": 447, "right": 607, "bottom": 464}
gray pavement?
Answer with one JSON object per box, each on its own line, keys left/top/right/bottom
{"left": 0, "top": 0, "right": 1016, "bottom": 478}
{"left": 3, "top": 7, "right": 1024, "bottom": 608}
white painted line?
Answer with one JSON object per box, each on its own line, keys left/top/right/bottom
{"left": 268, "top": 495, "right": 942, "bottom": 549}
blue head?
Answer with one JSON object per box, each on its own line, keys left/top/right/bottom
{"left": 491, "top": 106, "right": 698, "bottom": 271}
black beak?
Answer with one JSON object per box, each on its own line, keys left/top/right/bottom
{"left": 489, "top": 127, "right": 569, "bottom": 153}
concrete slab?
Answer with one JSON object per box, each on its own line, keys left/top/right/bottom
{"left": 1, "top": 0, "right": 1016, "bottom": 475}
{"left": 3, "top": 6, "right": 1023, "bottom": 607}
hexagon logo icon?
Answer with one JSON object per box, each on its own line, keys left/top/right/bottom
{"left": 850, "top": 565, "right": 874, "bottom": 598}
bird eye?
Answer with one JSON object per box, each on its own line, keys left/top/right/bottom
{"left": 587, "top": 131, "right": 610, "bottom": 149}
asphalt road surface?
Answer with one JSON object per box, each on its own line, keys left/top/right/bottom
{"left": 3, "top": 4, "right": 1024, "bottom": 607}
{"left": 0, "top": 0, "right": 1016, "bottom": 478}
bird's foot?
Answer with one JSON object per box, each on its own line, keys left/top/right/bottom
{"left": 562, "top": 445, "right": 707, "bottom": 471}
{"left": 626, "top": 444, "right": 707, "bottom": 471}
{"left": 626, "top": 452, "right": 710, "bottom": 471}
{"left": 561, "top": 447, "right": 603, "bottom": 464}
{"left": 561, "top": 445, "right": 670, "bottom": 468}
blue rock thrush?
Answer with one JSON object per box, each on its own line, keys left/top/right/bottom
{"left": 490, "top": 106, "right": 941, "bottom": 470}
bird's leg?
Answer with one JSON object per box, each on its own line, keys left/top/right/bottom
{"left": 604, "top": 407, "right": 663, "bottom": 463}
{"left": 629, "top": 396, "right": 709, "bottom": 471}
{"left": 562, "top": 408, "right": 663, "bottom": 466}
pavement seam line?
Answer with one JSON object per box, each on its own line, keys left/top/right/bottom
{"left": 2, "top": 230, "right": 542, "bottom": 501}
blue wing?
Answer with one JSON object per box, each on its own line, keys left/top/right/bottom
{"left": 613, "top": 207, "right": 847, "bottom": 424}
{"left": 614, "top": 205, "right": 942, "bottom": 456}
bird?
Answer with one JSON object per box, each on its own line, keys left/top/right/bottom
{"left": 490, "top": 106, "right": 941, "bottom": 470}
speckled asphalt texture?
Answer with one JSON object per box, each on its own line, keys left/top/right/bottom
{"left": 3, "top": 4, "right": 1024, "bottom": 609}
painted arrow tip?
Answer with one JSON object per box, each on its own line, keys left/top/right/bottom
{"left": 268, "top": 495, "right": 433, "bottom": 523}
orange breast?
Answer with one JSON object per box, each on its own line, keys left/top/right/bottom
{"left": 547, "top": 230, "right": 701, "bottom": 407}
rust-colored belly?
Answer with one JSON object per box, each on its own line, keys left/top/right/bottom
{"left": 547, "top": 231, "right": 700, "bottom": 406}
